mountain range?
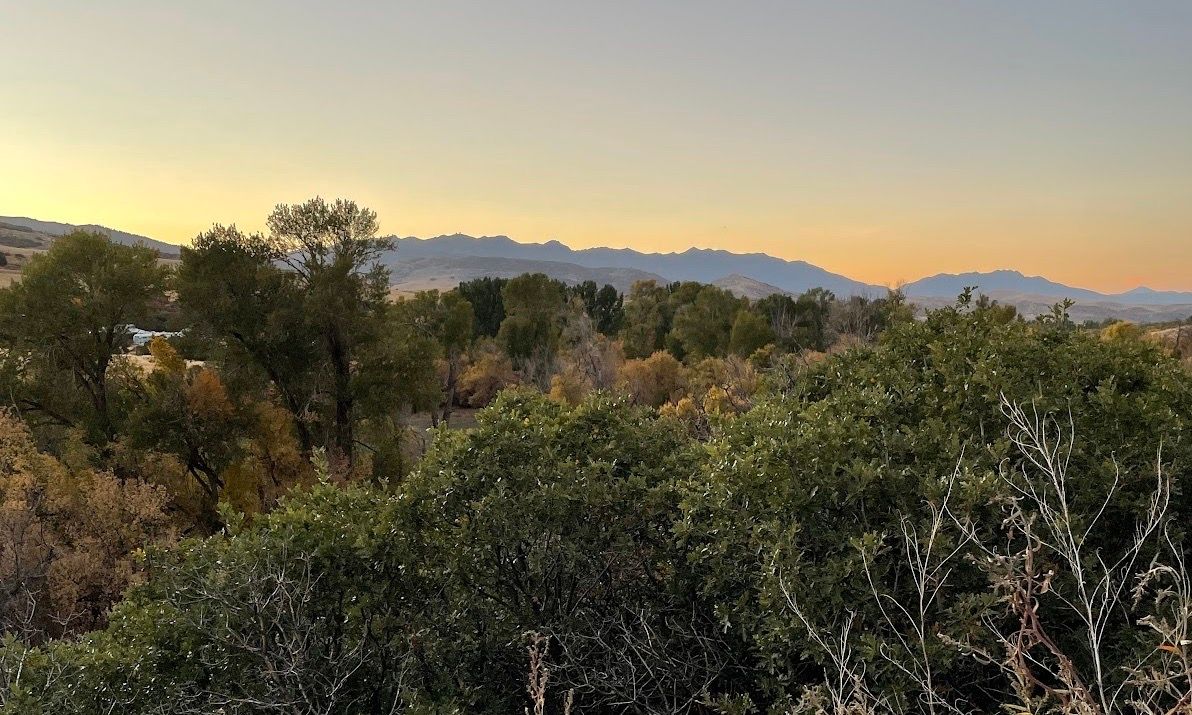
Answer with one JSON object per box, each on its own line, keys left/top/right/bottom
{"left": 384, "top": 234, "right": 878, "bottom": 296}
{"left": 380, "top": 234, "right": 1192, "bottom": 319}
{"left": 3, "top": 216, "right": 1190, "bottom": 321}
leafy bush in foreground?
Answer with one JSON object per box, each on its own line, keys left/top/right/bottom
{"left": 680, "top": 299, "right": 1192, "bottom": 711}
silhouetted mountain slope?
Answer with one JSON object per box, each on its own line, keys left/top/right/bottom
{"left": 387, "top": 255, "right": 664, "bottom": 293}
{"left": 1114, "top": 286, "right": 1192, "bottom": 306}
{"left": 387, "top": 234, "right": 882, "bottom": 296}
{"left": 903, "top": 269, "right": 1192, "bottom": 306}
{"left": 0, "top": 216, "right": 180, "bottom": 257}
{"left": 6, "top": 217, "right": 1190, "bottom": 319}
{"left": 712, "top": 274, "right": 790, "bottom": 300}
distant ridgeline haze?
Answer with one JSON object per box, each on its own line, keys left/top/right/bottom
{"left": 3, "top": 217, "right": 1191, "bottom": 321}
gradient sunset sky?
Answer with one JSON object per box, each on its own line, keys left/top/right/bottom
{"left": 3, "top": 1, "right": 1190, "bottom": 291}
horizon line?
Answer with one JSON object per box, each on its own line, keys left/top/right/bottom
{"left": 4, "top": 212, "right": 1190, "bottom": 296}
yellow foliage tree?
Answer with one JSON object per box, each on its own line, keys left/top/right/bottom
{"left": 686, "top": 356, "right": 758, "bottom": 413}
{"left": 185, "top": 368, "right": 235, "bottom": 419}
{"left": 0, "top": 412, "right": 175, "bottom": 641}
{"left": 222, "top": 402, "right": 311, "bottom": 516}
{"left": 616, "top": 351, "right": 686, "bottom": 408}
{"left": 1100, "top": 321, "right": 1143, "bottom": 342}
{"left": 148, "top": 335, "right": 185, "bottom": 375}
{"left": 458, "top": 348, "right": 520, "bottom": 408}
{"left": 548, "top": 365, "right": 590, "bottom": 406}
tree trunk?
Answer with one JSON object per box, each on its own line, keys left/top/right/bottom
{"left": 437, "top": 351, "right": 459, "bottom": 427}
{"left": 85, "top": 353, "right": 113, "bottom": 441}
{"left": 327, "top": 326, "right": 354, "bottom": 469}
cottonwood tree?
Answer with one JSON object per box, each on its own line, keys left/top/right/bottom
{"left": 267, "top": 198, "right": 393, "bottom": 466}
{"left": 458, "top": 276, "right": 507, "bottom": 339}
{"left": 728, "top": 309, "right": 775, "bottom": 357}
{"left": 620, "top": 280, "right": 673, "bottom": 359}
{"left": 179, "top": 199, "right": 400, "bottom": 471}
{"left": 120, "top": 338, "right": 309, "bottom": 529}
{"left": 0, "top": 231, "right": 169, "bottom": 444}
{"left": 667, "top": 284, "right": 744, "bottom": 360}
{"left": 389, "top": 289, "right": 474, "bottom": 426}
{"left": 557, "top": 296, "right": 622, "bottom": 392}
{"left": 755, "top": 288, "right": 838, "bottom": 352}
{"left": 123, "top": 339, "right": 243, "bottom": 507}
{"left": 498, "top": 273, "right": 566, "bottom": 385}
{"left": 567, "top": 280, "right": 623, "bottom": 335}
{"left": 175, "top": 224, "right": 320, "bottom": 452}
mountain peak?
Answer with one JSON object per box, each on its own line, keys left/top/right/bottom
{"left": 713, "top": 274, "right": 789, "bottom": 300}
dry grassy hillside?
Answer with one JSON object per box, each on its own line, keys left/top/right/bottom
{"left": 0, "top": 222, "right": 54, "bottom": 285}
{"left": 0, "top": 221, "right": 180, "bottom": 287}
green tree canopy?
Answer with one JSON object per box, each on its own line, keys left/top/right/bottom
{"left": 567, "top": 280, "right": 623, "bottom": 335}
{"left": 458, "top": 276, "right": 507, "bottom": 338}
{"left": 175, "top": 224, "right": 320, "bottom": 451}
{"left": 497, "top": 273, "right": 566, "bottom": 371}
{"left": 728, "top": 308, "right": 775, "bottom": 357}
{"left": 620, "top": 280, "right": 673, "bottom": 358}
{"left": 0, "top": 231, "right": 169, "bottom": 444}
{"left": 667, "top": 284, "right": 744, "bottom": 360}
{"left": 178, "top": 199, "right": 404, "bottom": 471}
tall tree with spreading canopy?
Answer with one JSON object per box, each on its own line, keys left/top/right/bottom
{"left": 667, "top": 284, "right": 744, "bottom": 360}
{"left": 390, "top": 290, "right": 474, "bottom": 426}
{"left": 497, "top": 273, "right": 566, "bottom": 382}
{"left": 728, "top": 308, "right": 775, "bottom": 357}
{"left": 567, "top": 280, "right": 624, "bottom": 335}
{"left": 620, "top": 280, "right": 673, "bottom": 359}
{"left": 179, "top": 199, "right": 402, "bottom": 470}
{"left": 267, "top": 198, "right": 392, "bottom": 466}
{"left": 0, "top": 231, "right": 169, "bottom": 445}
{"left": 175, "top": 224, "right": 320, "bottom": 452}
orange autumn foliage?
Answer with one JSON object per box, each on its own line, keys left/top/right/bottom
{"left": 0, "top": 412, "right": 176, "bottom": 641}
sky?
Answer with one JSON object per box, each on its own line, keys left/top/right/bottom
{"left": 2, "top": 1, "right": 1190, "bottom": 292}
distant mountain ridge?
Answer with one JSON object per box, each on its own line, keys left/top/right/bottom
{"left": 902, "top": 269, "right": 1192, "bottom": 306}
{"left": 386, "top": 233, "right": 883, "bottom": 297}
{"left": 5, "top": 216, "right": 1191, "bottom": 320}
{"left": 388, "top": 234, "right": 1192, "bottom": 307}
{"left": 387, "top": 255, "right": 663, "bottom": 294}
{"left": 0, "top": 216, "right": 180, "bottom": 257}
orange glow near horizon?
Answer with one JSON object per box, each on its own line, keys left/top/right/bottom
{"left": 3, "top": 2, "right": 1190, "bottom": 293}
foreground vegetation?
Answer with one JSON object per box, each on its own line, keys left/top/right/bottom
{"left": 1, "top": 199, "right": 1190, "bottom": 713}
